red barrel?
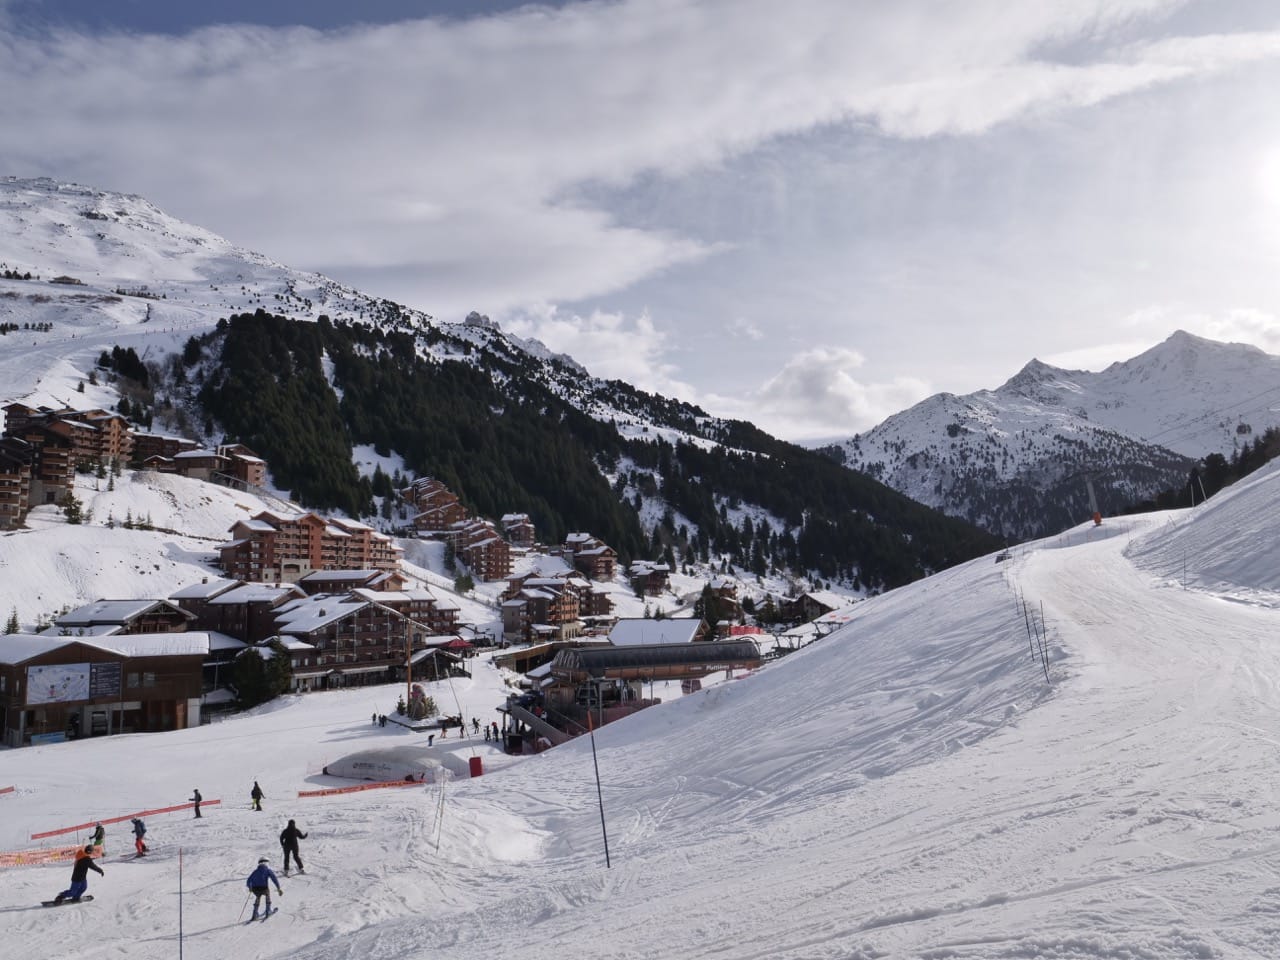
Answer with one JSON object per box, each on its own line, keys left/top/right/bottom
{"left": 468, "top": 756, "right": 483, "bottom": 778}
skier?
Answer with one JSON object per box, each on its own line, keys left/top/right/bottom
{"left": 250, "top": 780, "right": 264, "bottom": 812}
{"left": 279, "top": 818, "right": 308, "bottom": 874}
{"left": 245, "top": 857, "right": 283, "bottom": 920}
{"left": 52, "top": 846, "right": 104, "bottom": 904}
{"left": 190, "top": 787, "right": 202, "bottom": 818}
{"left": 472, "top": 717, "right": 480, "bottom": 735}
{"left": 89, "top": 822, "right": 105, "bottom": 851}
{"left": 130, "top": 818, "right": 148, "bottom": 857}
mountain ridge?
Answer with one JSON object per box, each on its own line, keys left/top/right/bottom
{"left": 838, "top": 329, "right": 1280, "bottom": 539}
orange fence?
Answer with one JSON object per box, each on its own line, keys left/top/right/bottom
{"left": 30, "top": 799, "right": 221, "bottom": 841}
{"left": 298, "top": 780, "right": 424, "bottom": 798}
{"left": 0, "top": 843, "right": 102, "bottom": 869}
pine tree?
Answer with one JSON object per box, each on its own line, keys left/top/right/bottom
{"left": 63, "top": 495, "right": 84, "bottom": 525}
{"left": 4, "top": 608, "right": 18, "bottom": 634}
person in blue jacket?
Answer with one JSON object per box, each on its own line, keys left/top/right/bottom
{"left": 245, "top": 857, "right": 283, "bottom": 919}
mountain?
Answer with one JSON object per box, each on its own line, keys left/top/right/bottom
{"left": 834, "top": 331, "right": 1280, "bottom": 540}
{"left": 0, "top": 177, "right": 999, "bottom": 591}
{"left": 7, "top": 456, "right": 1280, "bottom": 958}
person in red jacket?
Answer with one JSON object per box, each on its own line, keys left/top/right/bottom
{"left": 53, "top": 846, "right": 104, "bottom": 903}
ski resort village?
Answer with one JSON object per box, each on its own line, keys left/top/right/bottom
{"left": 0, "top": 400, "right": 822, "bottom": 749}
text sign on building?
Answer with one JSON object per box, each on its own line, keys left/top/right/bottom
{"left": 26, "top": 661, "right": 122, "bottom": 704}
{"left": 89, "top": 662, "right": 122, "bottom": 698}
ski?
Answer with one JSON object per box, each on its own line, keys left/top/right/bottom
{"left": 42, "top": 896, "right": 94, "bottom": 907}
{"left": 247, "top": 906, "right": 277, "bottom": 924}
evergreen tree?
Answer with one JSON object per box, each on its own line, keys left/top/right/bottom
{"left": 4, "top": 608, "right": 18, "bottom": 634}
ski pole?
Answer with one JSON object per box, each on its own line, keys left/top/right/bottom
{"left": 237, "top": 892, "right": 252, "bottom": 921}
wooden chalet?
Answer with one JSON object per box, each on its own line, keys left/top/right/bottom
{"left": 0, "top": 633, "right": 209, "bottom": 747}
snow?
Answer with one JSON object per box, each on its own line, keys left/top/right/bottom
{"left": 3, "top": 458, "right": 1279, "bottom": 956}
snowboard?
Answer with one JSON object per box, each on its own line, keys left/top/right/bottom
{"left": 42, "top": 896, "right": 94, "bottom": 907}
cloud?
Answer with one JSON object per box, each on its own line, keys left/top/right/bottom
{"left": 744, "top": 347, "right": 931, "bottom": 441}
{"left": 502, "top": 304, "right": 700, "bottom": 399}
{"left": 727, "top": 317, "right": 764, "bottom": 341}
{"left": 2, "top": 0, "right": 1276, "bottom": 318}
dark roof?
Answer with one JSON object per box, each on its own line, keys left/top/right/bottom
{"left": 550, "top": 640, "right": 761, "bottom": 678}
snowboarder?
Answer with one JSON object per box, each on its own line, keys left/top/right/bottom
{"left": 89, "top": 822, "right": 105, "bottom": 851}
{"left": 190, "top": 788, "right": 202, "bottom": 818}
{"left": 251, "top": 780, "right": 264, "bottom": 811}
{"left": 52, "top": 846, "right": 104, "bottom": 903}
{"left": 245, "top": 857, "right": 282, "bottom": 920}
{"left": 279, "top": 818, "right": 308, "bottom": 874}
{"left": 130, "top": 818, "right": 148, "bottom": 857}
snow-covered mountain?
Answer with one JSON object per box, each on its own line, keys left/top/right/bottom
{"left": 1, "top": 176, "right": 1000, "bottom": 592}
{"left": 837, "top": 331, "right": 1280, "bottom": 540}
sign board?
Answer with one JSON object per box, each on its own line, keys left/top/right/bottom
{"left": 26, "top": 661, "right": 122, "bottom": 705}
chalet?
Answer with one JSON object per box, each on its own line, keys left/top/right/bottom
{"left": 501, "top": 512, "right": 537, "bottom": 547}
{"left": 0, "top": 436, "right": 33, "bottom": 528}
{"left": 172, "top": 448, "right": 228, "bottom": 481}
{"left": 131, "top": 431, "right": 200, "bottom": 463}
{"left": 559, "top": 533, "right": 617, "bottom": 581}
{"left": 350, "top": 586, "right": 460, "bottom": 638}
{"left": 216, "top": 443, "right": 267, "bottom": 487}
{"left": 0, "top": 633, "right": 209, "bottom": 747}
{"left": 179, "top": 581, "right": 306, "bottom": 645}
{"left": 47, "top": 599, "right": 195, "bottom": 636}
{"left": 270, "top": 594, "right": 418, "bottom": 691}
{"left": 629, "top": 560, "right": 671, "bottom": 597}
{"left": 445, "top": 518, "right": 512, "bottom": 581}
{"left": 298, "top": 569, "right": 398, "bottom": 595}
{"left": 19, "top": 426, "right": 75, "bottom": 504}
{"left": 782, "top": 590, "right": 854, "bottom": 624}
{"left": 218, "top": 510, "right": 402, "bottom": 584}
{"left": 404, "top": 477, "right": 468, "bottom": 533}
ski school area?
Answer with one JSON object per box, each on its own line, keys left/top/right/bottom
{"left": 0, "top": 658, "right": 545, "bottom": 953}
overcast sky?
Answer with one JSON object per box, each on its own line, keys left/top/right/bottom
{"left": 4, "top": 0, "right": 1280, "bottom": 442}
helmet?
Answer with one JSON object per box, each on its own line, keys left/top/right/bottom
{"left": 84, "top": 845, "right": 94, "bottom": 853}
{"left": 258, "top": 857, "right": 269, "bottom": 864}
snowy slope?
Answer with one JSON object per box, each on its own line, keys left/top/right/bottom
{"left": 840, "top": 330, "right": 1280, "bottom": 539}
{"left": 4, "top": 461, "right": 1280, "bottom": 958}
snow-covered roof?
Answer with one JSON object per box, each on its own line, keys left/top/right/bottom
{"left": 205, "top": 631, "right": 248, "bottom": 653}
{"left": 276, "top": 597, "right": 369, "bottom": 634}
{"left": 208, "top": 583, "right": 302, "bottom": 605}
{"left": 0, "top": 634, "right": 75, "bottom": 665}
{"left": 170, "top": 578, "right": 241, "bottom": 600}
{"left": 99, "top": 632, "right": 211, "bottom": 658}
{"left": 173, "top": 448, "right": 222, "bottom": 460}
{"left": 609, "top": 618, "right": 704, "bottom": 646}
{"left": 37, "top": 623, "right": 123, "bottom": 638}
{"left": 0, "top": 631, "right": 207, "bottom": 663}
{"left": 300, "top": 569, "right": 380, "bottom": 583}
{"left": 56, "top": 598, "right": 191, "bottom": 626}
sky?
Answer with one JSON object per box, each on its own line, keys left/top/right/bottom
{"left": 6, "top": 454, "right": 1280, "bottom": 957}
{"left": 5, "top": 1, "right": 1280, "bottom": 442}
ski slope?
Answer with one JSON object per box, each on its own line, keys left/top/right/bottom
{"left": 4, "top": 462, "right": 1280, "bottom": 959}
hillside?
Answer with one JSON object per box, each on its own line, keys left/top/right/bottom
{"left": 837, "top": 330, "right": 1280, "bottom": 540}
{"left": 5, "top": 459, "right": 1280, "bottom": 957}
{"left": 1, "top": 176, "right": 999, "bottom": 590}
